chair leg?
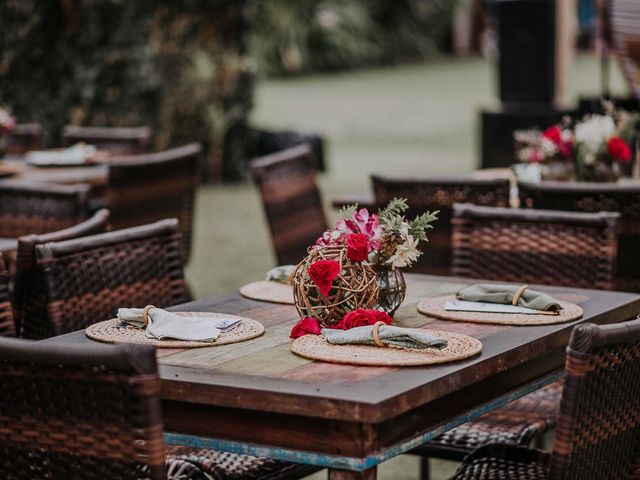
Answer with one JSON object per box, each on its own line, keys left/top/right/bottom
{"left": 420, "top": 456, "right": 431, "bottom": 480}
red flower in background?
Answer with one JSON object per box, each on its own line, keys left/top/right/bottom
{"left": 345, "top": 233, "right": 370, "bottom": 262}
{"left": 290, "top": 317, "right": 321, "bottom": 338}
{"left": 542, "top": 126, "right": 561, "bottom": 144}
{"left": 543, "top": 125, "right": 573, "bottom": 158}
{"left": 308, "top": 259, "right": 340, "bottom": 296}
{"left": 607, "top": 136, "right": 632, "bottom": 162}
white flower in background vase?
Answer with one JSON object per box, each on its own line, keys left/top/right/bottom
{"left": 387, "top": 235, "right": 421, "bottom": 269}
{"left": 575, "top": 115, "right": 615, "bottom": 156}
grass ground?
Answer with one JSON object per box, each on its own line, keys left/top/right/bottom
{"left": 184, "top": 54, "right": 626, "bottom": 479}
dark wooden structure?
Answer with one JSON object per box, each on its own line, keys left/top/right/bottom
{"left": 62, "top": 125, "right": 151, "bottom": 155}
{"left": 371, "top": 175, "right": 511, "bottom": 275}
{"left": 44, "top": 274, "right": 640, "bottom": 479}
{"left": 0, "top": 254, "right": 13, "bottom": 336}
{"left": 6, "top": 123, "right": 44, "bottom": 155}
{"left": 251, "top": 144, "right": 327, "bottom": 265}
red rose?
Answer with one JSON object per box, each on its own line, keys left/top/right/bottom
{"left": 290, "top": 317, "right": 321, "bottom": 338}
{"left": 345, "top": 233, "right": 370, "bottom": 262}
{"left": 338, "top": 309, "right": 377, "bottom": 330}
{"left": 371, "top": 310, "right": 393, "bottom": 325}
{"left": 607, "top": 136, "right": 632, "bottom": 163}
{"left": 542, "top": 125, "right": 561, "bottom": 144}
{"left": 308, "top": 259, "right": 340, "bottom": 297}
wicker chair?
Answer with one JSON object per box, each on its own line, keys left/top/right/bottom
{"left": 13, "top": 209, "right": 110, "bottom": 338}
{"left": 22, "top": 218, "right": 190, "bottom": 339}
{"left": 451, "top": 318, "right": 640, "bottom": 480}
{"left": 107, "top": 143, "right": 200, "bottom": 262}
{"left": 0, "top": 254, "right": 14, "bottom": 336}
{"left": 371, "top": 175, "right": 511, "bottom": 274}
{"left": 413, "top": 204, "right": 621, "bottom": 479}
{"left": 451, "top": 204, "right": 620, "bottom": 290}
{"left": 250, "top": 144, "right": 327, "bottom": 265}
{"left": 6, "top": 123, "right": 44, "bottom": 155}
{"left": 0, "top": 338, "right": 317, "bottom": 480}
{"left": 519, "top": 181, "right": 640, "bottom": 293}
{"left": 62, "top": 125, "right": 151, "bottom": 155}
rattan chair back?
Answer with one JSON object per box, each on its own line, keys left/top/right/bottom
{"left": 0, "top": 337, "right": 167, "bottom": 479}
{"left": 0, "top": 182, "right": 90, "bottom": 238}
{"left": 0, "top": 254, "right": 13, "bottom": 336}
{"left": 107, "top": 143, "right": 200, "bottom": 262}
{"left": 62, "top": 125, "right": 151, "bottom": 155}
{"left": 23, "top": 218, "right": 189, "bottom": 339}
{"left": 452, "top": 204, "right": 620, "bottom": 290}
{"left": 250, "top": 144, "right": 327, "bottom": 265}
{"left": 549, "top": 318, "right": 640, "bottom": 479}
{"left": 6, "top": 123, "right": 44, "bottom": 155}
{"left": 519, "top": 181, "right": 640, "bottom": 292}
{"left": 371, "top": 175, "right": 511, "bottom": 275}
{"left": 14, "top": 209, "right": 110, "bottom": 338}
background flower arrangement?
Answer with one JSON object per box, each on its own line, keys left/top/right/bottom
{"left": 291, "top": 198, "right": 438, "bottom": 336}
{"left": 0, "top": 106, "right": 16, "bottom": 158}
{"left": 514, "top": 104, "right": 639, "bottom": 182}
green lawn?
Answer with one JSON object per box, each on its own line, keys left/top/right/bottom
{"left": 184, "top": 54, "right": 627, "bottom": 479}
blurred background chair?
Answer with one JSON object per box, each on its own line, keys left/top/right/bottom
{"left": 0, "top": 338, "right": 318, "bottom": 479}
{"left": 519, "top": 181, "right": 640, "bottom": 292}
{"left": 13, "top": 209, "right": 110, "bottom": 338}
{"left": 251, "top": 144, "right": 327, "bottom": 265}
{"left": 22, "top": 218, "right": 189, "bottom": 339}
{"left": 451, "top": 204, "right": 620, "bottom": 290}
{"left": 413, "top": 203, "right": 620, "bottom": 480}
{"left": 0, "top": 254, "right": 14, "bottom": 336}
{"left": 107, "top": 143, "right": 200, "bottom": 262}
{"left": 451, "top": 318, "right": 640, "bottom": 480}
{"left": 62, "top": 125, "right": 151, "bottom": 155}
{"left": 6, "top": 123, "right": 44, "bottom": 155}
{"left": 371, "top": 175, "right": 511, "bottom": 275}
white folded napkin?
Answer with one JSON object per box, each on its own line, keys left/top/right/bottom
{"left": 26, "top": 143, "right": 97, "bottom": 166}
{"left": 117, "top": 307, "right": 241, "bottom": 342}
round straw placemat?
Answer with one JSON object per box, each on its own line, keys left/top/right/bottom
{"left": 291, "top": 329, "right": 482, "bottom": 366}
{"left": 417, "top": 295, "right": 583, "bottom": 325}
{"left": 239, "top": 281, "right": 294, "bottom": 305}
{"left": 86, "top": 312, "right": 264, "bottom": 348}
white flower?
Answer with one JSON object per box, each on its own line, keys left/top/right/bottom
{"left": 574, "top": 115, "right": 615, "bottom": 154}
{"left": 386, "top": 235, "right": 421, "bottom": 269}
{"left": 540, "top": 137, "right": 557, "bottom": 156}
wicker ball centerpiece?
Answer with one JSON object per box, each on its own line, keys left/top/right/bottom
{"left": 293, "top": 245, "right": 379, "bottom": 328}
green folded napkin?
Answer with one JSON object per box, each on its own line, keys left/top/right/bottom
{"left": 456, "top": 284, "right": 561, "bottom": 311}
{"left": 322, "top": 325, "right": 448, "bottom": 350}
{"left": 266, "top": 265, "right": 296, "bottom": 284}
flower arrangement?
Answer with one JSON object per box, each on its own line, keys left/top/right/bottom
{"left": 514, "top": 104, "right": 639, "bottom": 182}
{"left": 290, "top": 199, "right": 438, "bottom": 336}
{"left": 0, "top": 107, "right": 16, "bottom": 134}
{"left": 316, "top": 198, "right": 438, "bottom": 269}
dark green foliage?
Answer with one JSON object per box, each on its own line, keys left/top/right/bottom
{"left": 0, "top": 0, "right": 253, "bottom": 181}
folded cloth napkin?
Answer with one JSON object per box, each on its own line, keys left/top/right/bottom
{"left": 322, "top": 325, "right": 448, "bottom": 350}
{"left": 456, "top": 284, "right": 561, "bottom": 311}
{"left": 265, "top": 265, "right": 296, "bottom": 284}
{"left": 25, "top": 143, "right": 97, "bottom": 165}
{"left": 117, "top": 307, "right": 241, "bottom": 342}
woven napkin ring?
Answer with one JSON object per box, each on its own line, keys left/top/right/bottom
{"left": 372, "top": 321, "right": 387, "bottom": 348}
{"left": 512, "top": 285, "right": 528, "bottom": 306}
{"left": 142, "top": 305, "right": 156, "bottom": 326}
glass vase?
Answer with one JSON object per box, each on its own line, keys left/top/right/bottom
{"left": 374, "top": 266, "right": 406, "bottom": 316}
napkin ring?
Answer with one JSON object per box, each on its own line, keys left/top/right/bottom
{"left": 142, "top": 305, "right": 156, "bottom": 326}
{"left": 512, "top": 285, "right": 528, "bottom": 306}
{"left": 372, "top": 321, "right": 387, "bottom": 348}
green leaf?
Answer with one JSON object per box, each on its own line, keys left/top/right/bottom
{"left": 409, "top": 210, "right": 439, "bottom": 241}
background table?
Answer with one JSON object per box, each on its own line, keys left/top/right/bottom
{"left": 45, "top": 274, "right": 640, "bottom": 479}
{"left": 0, "top": 158, "right": 107, "bottom": 191}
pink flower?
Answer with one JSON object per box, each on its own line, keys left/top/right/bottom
{"left": 543, "top": 125, "right": 573, "bottom": 158}
{"left": 290, "top": 317, "right": 321, "bottom": 338}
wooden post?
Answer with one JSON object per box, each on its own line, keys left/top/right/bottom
{"left": 329, "top": 468, "right": 377, "bottom": 480}
{"left": 555, "top": 0, "right": 577, "bottom": 107}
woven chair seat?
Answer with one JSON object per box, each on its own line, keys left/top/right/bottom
{"left": 414, "top": 381, "right": 562, "bottom": 460}
{"left": 166, "top": 446, "right": 318, "bottom": 480}
{"left": 451, "top": 444, "right": 550, "bottom": 480}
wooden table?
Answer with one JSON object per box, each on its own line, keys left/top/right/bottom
{"left": 0, "top": 158, "right": 107, "bottom": 191}
{"left": 43, "top": 274, "right": 640, "bottom": 479}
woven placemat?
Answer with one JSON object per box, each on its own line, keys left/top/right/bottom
{"left": 86, "top": 312, "right": 264, "bottom": 348}
{"left": 417, "top": 295, "right": 583, "bottom": 325}
{"left": 239, "top": 280, "right": 294, "bottom": 305}
{"left": 291, "top": 329, "right": 482, "bottom": 366}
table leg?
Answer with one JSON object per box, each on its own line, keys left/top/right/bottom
{"left": 328, "top": 467, "right": 377, "bottom": 480}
